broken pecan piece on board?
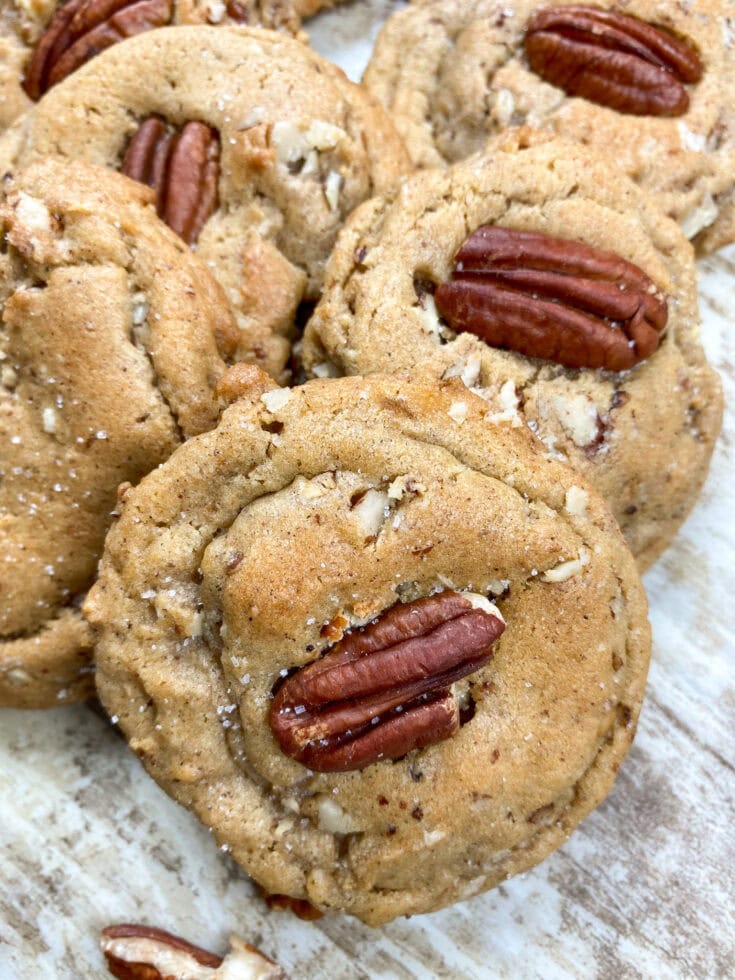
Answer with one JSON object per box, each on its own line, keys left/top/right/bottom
{"left": 121, "top": 117, "right": 220, "bottom": 245}
{"left": 269, "top": 592, "right": 505, "bottom": 772}
{"left": 434, "top": 226, "right": 668, "bottom": 371}
{"left": 100, "top": 924, "right": 287, "bottom": 979}
{"left": 259, "top": 888, "right": 324, "bottom": 921}
{"left": 23, "top": 0, "right": 173, "bottom": 101}
{"left": 524, "top": 5, "right": 703, "bottom": 117}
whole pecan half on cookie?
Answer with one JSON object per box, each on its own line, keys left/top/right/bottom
{"left": 270, "top": 592, "right": 505, "bottom": 772}
{"left": 23, "top": 0, "right": 173, "bottom": 101}
{"left": 101, "top": 924, "right": 287, "bottom": 979}
{"left": 434, "top": 226, "right": 667, "bottom": 371}
{"left": 524, "top": 6, "right": 703, "bottom": 116}
{"left": 121, "top": 117, "right": 220, "bottom": 244}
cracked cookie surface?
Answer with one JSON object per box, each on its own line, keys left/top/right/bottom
{"left": 0, "top": 159, "right": 236, "bottom": 708}
{"left": 302, "top": 130, "right": 723, "bottom": 570}
{"left": 0, "top": 26, "right": 410, "bottom": 383}
{"left": 364, "top": 0, "right": 735, "bottom": 253}
{"left": 87, "top": 372, "right": 650, "bottom": 925}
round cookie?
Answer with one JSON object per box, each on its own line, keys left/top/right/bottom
{"left": 364, "top": 0, "right": 735, "bottom": 253}
{"left": 0, "top": 0, "right": 304, "bottom": 132}
{"left": 302, "top": 130, "right": 723, "bottom": 570}
{"left": 0, "top": 159, "right": 237, "bottom": 709}
{"left": 0, "top": 26, "right": 411, "bottom": 382}
{"left": 86, "top": 371, "right": 651, "bottom": 925}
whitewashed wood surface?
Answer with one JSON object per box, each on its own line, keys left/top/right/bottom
{"left": 1, "top": 3, "right": 734, "bottom": 977}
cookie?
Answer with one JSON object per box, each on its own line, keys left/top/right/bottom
{"left": 0, "top": 0, "right": 304, "bottom": 132}
{"left": 0, "top": 159, "right": 237, "bottom": 709}
{"left": 0, "top": 26, "right": 410, "bottom": 382}
{"left": 86, "top": 371, "right": 651, "bottom": 925}
{"left": 302, "top": 130, "right": 723, "bottom": 570}
{"left": 364, "top": 0, "right": 735, "bottom": 253}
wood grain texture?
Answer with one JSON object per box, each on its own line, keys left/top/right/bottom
{"left": 1, "top": 3, "right": 733, "bottom": 976}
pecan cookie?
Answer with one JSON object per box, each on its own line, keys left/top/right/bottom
{"left": 0, "top": 26, "right": 410, "bottom": 382}
{"left": 364, "top": 0, "right": 735, "bottom": 253}
{"left": 86, "top": 371, "right": 650, "bottom": 925}
{"left": 302, "top": 130, "right": 723, "bottom": 570}
{"left": 0, "top": 160, "right": 237, "bottom": 709}
{"left": 0, "top": 0, "right": 304, "bottom": 132}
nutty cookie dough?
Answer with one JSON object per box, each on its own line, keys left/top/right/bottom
{"left": 364, "top": 0, "right": 735, "bottom": 253}
{"left": 0, "top": 26, "right": 410, "bottom": 382}
{"left": 0, "top": 0, "right": 304, "bottom": 132}
{"left": 302, "top": 131, "right": 723, "bottom": 570}
{"left": 0, "top": 160, "right": 236, "bottom": 708}
{"left": 87, "top": 372, "right": 651, "bottom": 925}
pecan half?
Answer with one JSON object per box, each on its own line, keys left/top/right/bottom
{"left": 269, "top": 592, "right": 505, "bottom": 773}
{"left": 121, "top": 117, "right": 220, "bottom": 245}
{"left": 23, "top": 0, "right": 172, "bottom": 101}
{"left": 100, "top": 924, "right": 287, "bottom": 979}
{"left": 524, "top": 5, "right": 702, "bottom": 117}
{"left": 434, "top": 226, "right": 667, "bottom": 371}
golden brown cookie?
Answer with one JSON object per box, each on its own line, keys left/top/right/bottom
{"left": 0, "top": 26, "right": 410, "bottom": 382}
{"left": 87, "top": 372, "right": 650, "bottom": 925}
{"left": 0, "top": 159, "right": 237, "bottom": 709}
{"left": 364, "top": 0, "right": 735, "bottom": 253}
{"left": 0, "top": 0, "right": 304, "bottom": 132}
{"left": 302, "top": 130, "right": 723, "bottom": 570}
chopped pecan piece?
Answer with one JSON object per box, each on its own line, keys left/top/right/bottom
{"left": 269, "top": 592, "right": 505, "bottom": 772}
{"left": 524, "top": 5, "right": 702, "bottom": 116}
{"left": 100, "top": 924, "right": 287, "bottom": 979}
{"left": 259, "top": 889, "right": 324, "bottom": 920}
{"left": 226, "top": 0, "right": 253, "bottom": 20}
{"left": 121, "top": 117, "right": 220, "bottom": 244}
{"left": 23, "top": 0, "right": 172, "bottom": 101}
{"left": 434, "top": 226, "right": 668, "bottom": 371}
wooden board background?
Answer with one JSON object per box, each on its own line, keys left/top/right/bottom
{"left": 1, "top": 2, "right": 733, "bottom": 976}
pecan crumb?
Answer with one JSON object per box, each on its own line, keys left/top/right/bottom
{"left": 261, "top": 891, "right": 323, "bottom": 921}
{"left": 528, "top": 803, "right": 555, "bottom": 824}
{"left": 225, "top": 551, "right": 244, "bottom": 574}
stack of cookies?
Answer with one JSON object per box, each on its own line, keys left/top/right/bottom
{"left": 0, "top": 0, "right": 727, "bottom": 968}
